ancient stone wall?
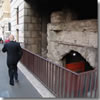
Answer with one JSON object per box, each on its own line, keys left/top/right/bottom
{"left": 47, "top": 11, "right": 98, "bottom": 67}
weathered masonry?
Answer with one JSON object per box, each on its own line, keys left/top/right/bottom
{"left": 10, "top": 0, "right": 97, "bottom": 67}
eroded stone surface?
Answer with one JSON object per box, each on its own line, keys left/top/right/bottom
{"left": 47, "top": 11, "right": 98, "bottom": 67}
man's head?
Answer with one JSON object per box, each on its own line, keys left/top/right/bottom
{"left": 9, "top": 34, "right": 15, "bottom": 41}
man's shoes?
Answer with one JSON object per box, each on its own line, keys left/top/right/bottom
{"left": 10, "top": 81, "right": 14, "bottom": 86}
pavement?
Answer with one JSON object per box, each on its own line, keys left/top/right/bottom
{"left": 0, "top": 44, "right": 55, "bottom": 98}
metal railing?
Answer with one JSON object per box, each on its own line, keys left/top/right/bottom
{"left": 20, "top": 48, "right": 98, "bottom": 98}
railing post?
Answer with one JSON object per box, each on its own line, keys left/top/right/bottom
{"left": 74, "top": 75, "right": 80, "bottom": 97}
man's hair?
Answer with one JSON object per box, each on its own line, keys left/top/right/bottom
{"left": 9, "top": 34, "right": 15, "bottom": 41}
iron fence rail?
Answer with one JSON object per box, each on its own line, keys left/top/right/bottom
{"left": 20, "top": 48, "right": 98, "bottom": 98}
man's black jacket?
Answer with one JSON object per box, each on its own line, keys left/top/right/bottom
{"left": 2, "top": 41, "right": 23, "bottom": 65}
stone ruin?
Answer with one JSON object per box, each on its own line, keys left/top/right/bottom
{"left": 47, "top": 11, "right": 98, "bottom": 68}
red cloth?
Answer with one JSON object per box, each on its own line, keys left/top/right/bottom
{"left": 66, "top": 61, "right": 85, "bottom": 72}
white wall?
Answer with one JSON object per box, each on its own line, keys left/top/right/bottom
{"left": 10, "top": 0, "right": 24, "bottom": 42}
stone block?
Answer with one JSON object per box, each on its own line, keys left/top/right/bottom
{"left": 24, "top": 24, "right": 28, "bottom": 31}
{"left": 51, "top": 20, "right": 83, "bottom": 31}
{"left": 19, "top": 2, "right": 24, "bottom": 11}
{"left": 31, "top": 45, "right": 40, "bottom": 53}
{"left": 24, "top": 9, "right": 27, "bottom": 16}
{"left": 24, "top": 16, "right": 32, "bottom": 23}
{"left": 24, "top": 38, "right": 28, "bottom": 44}
{"left": 11, "top": 15, "right": 17, "bottom": 22}
{"left": 85, "top": 48, "right": 97, "bottom": 67}
{"left": 19, "top": 10, "right": 24, "bottom": 17}
{"left": 19, "top": 16, "right": 24, "bottom": 24}
{"left": 11, "top": 9, "right": 16, "bottom": 17}
{"left": 27, "top": 38, "right": 34, "bottom": 44}
{"left": 27, "top": 8, "right": 34, "bottom": 16}
{"left": 32, "top": 17, "right": 41, "bottom": 23}
{"left": 31, "top": 31, "right": 41, "bottom": 37}
{"left": 32, "top": 10, "right": 40, "bottom": 17}
{"left": 64, "top": 19, "right": 97, "bottom": 32}
{"left": 19, "top": 31, "right": 24, "bottom": 37}
{"left": 17, "top": 0, "right": 24, "bottom": 6}
{"left": 34, "top": 24, "right": 41, "bottom": 30}
{"left": 47, "top": 42, "right": 60, "bottom": 60}
{"left": 47, "top": 23, "right": 64, "bottom": 31}
{"left": 34, "top": 38, "right": 41, "bottom": 44}
{"left": 47, "top": 31, "right": 57, "bottom": 41}
{"left": 25, "top": 45, "right": 32, "bottom": 50}
{"left": 88, "top": 33, "right": 98, "bottom": 48}
{"left": 24, "top": 1, "right": 31, "bottom": 9}
{"left": 12, "top": 26, "right": 16, "bottom": 31}
{"left": 18, "top": 24, "right": 24, "bottom": 31}
{"left": 24, "top": 31, "right": 31, "bottom": 38}
{"left": 48, "top": 28, "right": 97, "bottom": 48}
{"left": 28, "top": 24, "right": 34, "bottom": 31}
{"left": 28, "top": 24, "right": 41, "bottom": 31}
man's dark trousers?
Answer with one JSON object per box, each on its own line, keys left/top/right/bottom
{"left": 8, "top": 64, "right": 18, "bottom": 85}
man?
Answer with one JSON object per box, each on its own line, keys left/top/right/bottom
{"left": 2, "top": 34, "right": 23, "bottom": 86}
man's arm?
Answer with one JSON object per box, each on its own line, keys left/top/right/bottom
{"left": 2, "top": 44, "right": 7, "bottom": 52}
{"left": 18, "top": 43, "right": 23, "bottom": 60}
